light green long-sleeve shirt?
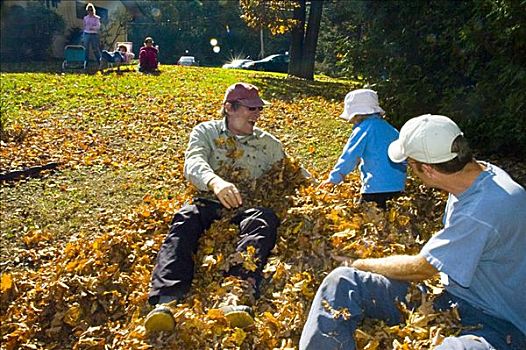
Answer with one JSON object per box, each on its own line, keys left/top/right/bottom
{"left": 184, "top": 119, "right": 285, "bottom": 191}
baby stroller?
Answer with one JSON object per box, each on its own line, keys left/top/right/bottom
{"left": 62, "top": 45, "right": 87, "bottom": 71}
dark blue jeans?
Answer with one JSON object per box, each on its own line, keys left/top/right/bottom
{"left": 299, "top": 267, "right": 525, "bottom": 350}
{"left": 148, "top": 198, "right": 279, "bottom": 305}
{"left": 82, "top": 32, "right": 100, "bottom": 62}
{"left": 360, "top": 191, "right": 401, "bottom": 209}
{"left": 101, "top": 50, "right": 123, "bottom": 63}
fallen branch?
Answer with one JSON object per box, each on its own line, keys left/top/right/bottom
{"left": 0, "top": 162, "right": 59, "bottom": 181}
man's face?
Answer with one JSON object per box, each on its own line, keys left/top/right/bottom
{"left": 225, "top": 103, "right": 263, "bottom": 136}
{"left": 408, "top": 158, "right": 437, "bottom": 188}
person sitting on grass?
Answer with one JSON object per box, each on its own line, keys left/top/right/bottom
{"left": 144, "top": 82, "right": 295, "bottom": 333}
{"left": 100, "top": 45, "right": 134, "bottom": 70}
{"left": 319, "top": 89, "right": 407, "bottom": 209}
{"left": 300, "top": 114, "right": 526, "bottom": 350}
{"left": 138, "top": 37, "right": 159, "bottom": 73}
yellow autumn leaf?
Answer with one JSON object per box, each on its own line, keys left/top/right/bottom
{"left": 1, "top": 273, "right": 13, "bottom": 293}
{"left": 389, "top": 208, "right": 397, "bottom": 222}
{"left": 65, "top": 260, "right": 78, "bottom": 272}
{"left": 262, "top": 311, "right": 280, "bottom": 328}
{"left": 229, "top": 328, "right": 247, "bottom": 346}
{"left": 63, "top": 305, "right": 82, "bottom": 327}
{"left": 272, "top": 262, "right": 287, "bottom": 281}
{"left": 242, "top": 245, "right": 258, "bottom": 272}
{"left": 207, "top": 308, "right": 225, "bottom": 320}
{"left": 397, "top": 215, "right": 410, "bottom": 226}
{"left": 364, "top": 339, "right": 380, "bottom": 350}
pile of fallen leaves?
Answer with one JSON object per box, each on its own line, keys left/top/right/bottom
{"left": 1, "top": 153, "right": 462, "bottom": 349}
{"left": 4, "top": 67, "right": 522, "bottom": 349}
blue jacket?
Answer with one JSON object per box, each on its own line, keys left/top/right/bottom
{"left": 328, "top": 114, "right": 406, "bottom": 193}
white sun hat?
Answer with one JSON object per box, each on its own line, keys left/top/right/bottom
{"left": 388, "top": 114, "right": 463, "bottom": 163}
{"left": 339, "top": 89, "right": 385, "bottom": 122}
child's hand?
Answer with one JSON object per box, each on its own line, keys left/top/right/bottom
{"left": 317, "top": 179, "right": 335, "bottom": 190}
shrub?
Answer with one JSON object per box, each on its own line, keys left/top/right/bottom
{"left": 319, "top": 0, "right": 526, "bottom": 156}
{"left": 0, "top": 3, "right": 65, "bottom": 61}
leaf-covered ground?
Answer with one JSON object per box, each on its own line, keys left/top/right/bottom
{"left": 1, "top": 65, "right": 525, "bottom": 349}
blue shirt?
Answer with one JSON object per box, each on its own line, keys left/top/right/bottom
{"left": 421, "top": 163, "right": 526, "bottom": 334}
{"left": 328, "top": 115, "right": 406, "bottom": 193}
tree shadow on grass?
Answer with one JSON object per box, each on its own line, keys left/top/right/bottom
{"left": 1, "top": 61, "right": 69, "bottom": 73}
{"left": 1, "top": 61, "right": 101, "bottom": 75}
{"left": 0, "top": 61, "right": 155, "bottom": 76}
{"left": 254, "top": 75, "right": 361, "bottom": 102}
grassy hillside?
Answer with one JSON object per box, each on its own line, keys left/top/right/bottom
{"left": 1, "top": 67, "right": 353, "bottom": 251}
{"left": 0, "top": 66, "right": 523, "bottom": 349}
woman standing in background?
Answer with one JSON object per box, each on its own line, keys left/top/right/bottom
{"left": 83, "top": 3, "right": 101, "bottom": 66}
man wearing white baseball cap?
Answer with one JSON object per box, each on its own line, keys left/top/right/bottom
{"left": 320, "top": 89, "right": 406, "bottom": 209}
{"left": 301, "top": 114, "right": 526, "bottom": 350}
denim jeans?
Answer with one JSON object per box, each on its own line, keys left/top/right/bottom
{"left": 101, "top": 50, "right": 123, "bottom": 63}
{"left": 148, "top": 198, "right": 279, "bottom": 305}
{"left": 434, "top": 292, "right": 526, "bottom": 350}
{"left": 82, "top": 32, "right": 101, "bottom": 62}
{"left": 299, "top": 267, "right": 525, "bottom": 350}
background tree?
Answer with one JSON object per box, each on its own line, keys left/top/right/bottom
{"left": 0, "top": 3, "right": 65, "bottom": 61}
{"left": 318, "top": 0, "right": 525, "bottom": 156}
{"left": 240, "top": 0, "right": 298, "bottom": 58}
{"left": 99, "top": 7, "right": 132, "bottom": 51}
{"left": 128, "top": 0, "right": 288, "bottom": 65}
{"left": 38, "top": 0, "right": 61, "bottom": 8}
{"left": 288, "top": 0, "right": 323, "bottom": 79}
{"left": 240, "top": 0, "right": 324, "bottom": 80}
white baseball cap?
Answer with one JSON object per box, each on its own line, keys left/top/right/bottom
{"left": 340, "top": 89, "right": 385, "bottom": 122}
{"left": 388, "top": 114, "right": 463, "bottom": 163}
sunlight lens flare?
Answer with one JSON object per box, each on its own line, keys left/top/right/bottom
{"left": 151, "top": 8, "right": 161, "bottom": 17}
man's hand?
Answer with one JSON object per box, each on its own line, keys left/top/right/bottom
{"left": 331, "top": 253, "right": 354, "bottom": 267}
{"left": 208, "top": 177, "right": 243, "bottom": 209}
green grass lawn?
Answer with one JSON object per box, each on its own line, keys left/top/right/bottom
{"left": 1, "top": 64, "right": 524, "bottom": 349}
{"left": 1, "top": 66, "right": 354, "bottom": 252}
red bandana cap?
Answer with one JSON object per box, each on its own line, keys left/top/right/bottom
{"left": 222, "top": 82, "right": 269, "bottom": 108}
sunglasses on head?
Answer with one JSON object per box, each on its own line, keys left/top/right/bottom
{"left": 247, "top": 106, "right": 264, "bottom": 111}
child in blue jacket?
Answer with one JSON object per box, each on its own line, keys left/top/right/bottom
{"left": 320, "top": 89, "right": 406, "bottom": 208}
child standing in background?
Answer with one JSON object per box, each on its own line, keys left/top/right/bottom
{"left": 319, "top": 89, "right": 407, "bottom": 209}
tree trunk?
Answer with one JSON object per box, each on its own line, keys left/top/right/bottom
{"left": 288, "top": 0, "right": 306, "bottom": 76}
{"left": 299, "top": 0, "right": 323, "bottom": 79}
{"left": 288, "top": 0, "right": 323, "bottom": 80}
{"left": 259, "top": 27, "right": 265, "bottom": 58}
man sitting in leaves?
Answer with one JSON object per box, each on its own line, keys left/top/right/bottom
{"left": 300, "top": 115, "right": 526, "bottom": 350}
{"left": 145, "top": 82, "right": 307, "bottom": 332}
